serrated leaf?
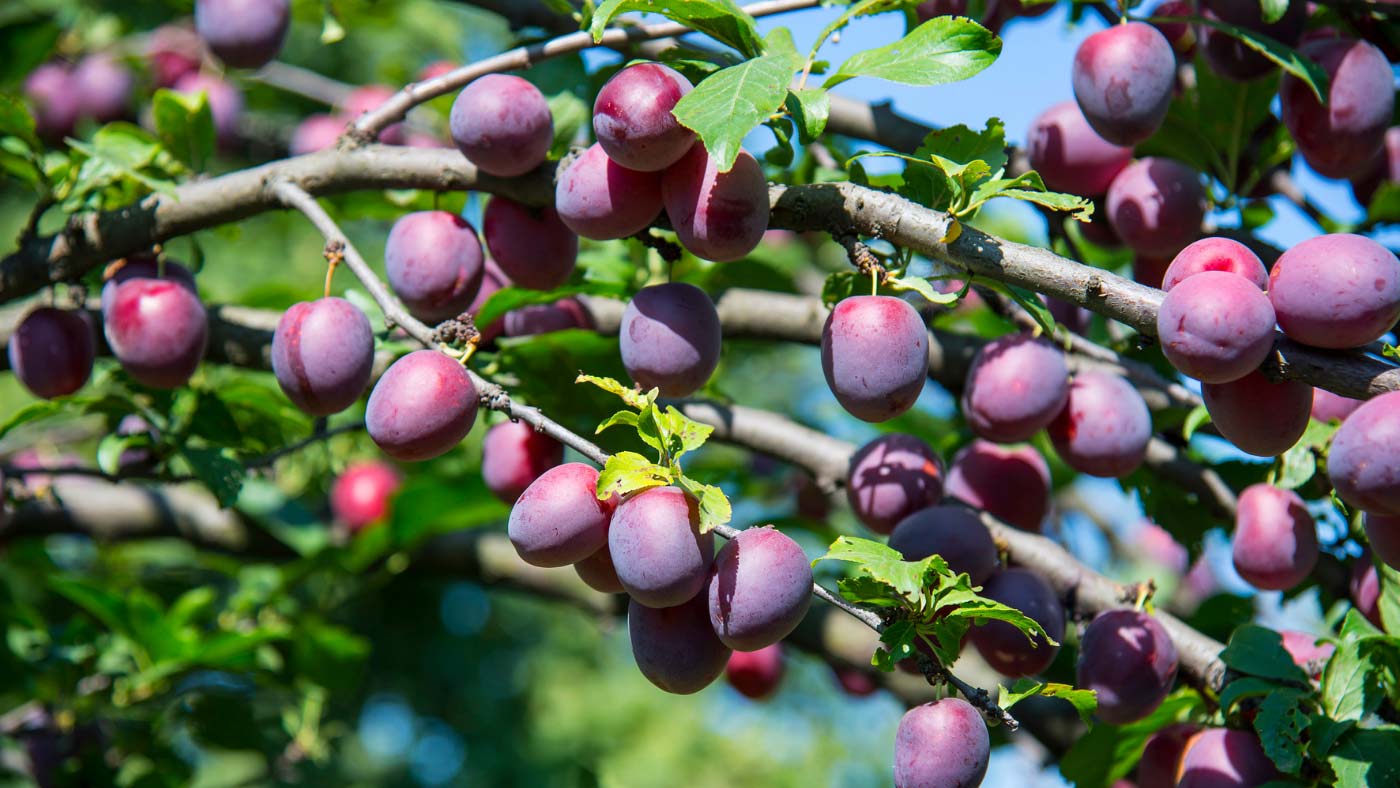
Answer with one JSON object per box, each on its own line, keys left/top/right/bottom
{"left": 917, "top": 619, "right": 968, "bottom": 667}
{"left": 1275, "top": 443, "right": 1316, "bottom": 490}
{"left": 837, "top": 575, "right": 906, "bottom": 608}
{"left": 589, "top": 0, "right": 764, "bottom": 59}
{"left": 653, "top": 405, "right": 714, "bottom": 461}
{"left": 1329, "top": 727, "right": 1400, "bottom": 787}
{"left": 576, "top": 374, "right": 658, "bottom": 410}
{"left": 965, "top": 169, "right": 1092, "bottom": 221}
{"left": 672, "top": 28, "right": 803, "bottom": 171}
{"left": 826, "top": 16, "right": 1000, "bottom": 88}
{"left": 596, "top": 451, "right": 672, "bottom": 500}
{"left": 887, "top": 275, "right": 961, "bottom": 305}
{"left": 998, "top": 678, "right": 1098, "bottom": 726}
{"left": 817, "top": 536, "right": 944, "bottom": 606}
{"left": 1219, "top": 676, "right": 1284, "bottom": 712}
{"left": 1221, "top": 624, "right": 1312, "bottom": 684}
{"left": 152, "top": 88, "right": 214, "bottom": 170}
{"left": 595, "top": 410, "right": 640, "bottom": 434}
{"left": 785, "top": 88, "right": 830, "bottom": 144}
{"left": 877, "top": 619, "right": 918, "bottom": 671}
{"left": 675, "top": 476, "right": 731, "bottom": 533}
{"left": 1254, "top": 689, "right": 1308, "bottom": 773}
{"left": 181, "top": 447, "right": 245, "bottom": 508}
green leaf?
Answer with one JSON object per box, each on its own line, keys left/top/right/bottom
{"left": 151, "top": 88, "right": 215, "bottom": 171}
{"left": 1219, "top": 676, "right": 1284, "bottom": 713}
{"left": 1329, "top": 727, "right": 1400, "bottom": 787}
{"left": 596, "top": 451, "right": 672, "bottom": 500}
{"left": 1191, "top": 15, "right": 1328, "bottom": 102}
{"left": 1059, "top": 689, "right": 1206, "bottom": 788}
{"left": 589, "top": 0, "right": 764, "bottom": 59}
{"left": 180, "top": 447, "right": 246, "bottom": 508}
{"left": 825, "top": 16, "right": 1000, "bottom": 88}
{"left": 478, "top": 286, "right": 612, "bottom": 328}
{"left": 547, "top": 90, "right": 590, "bottom": 159}
{"left": 1258, "top": 0, "right": 1289, "bottom": 24}
{"left": 576, "top": 373, "right": 658, "bottom": 410}
{"left": 595, "top": 410, "right": 641, "bottom": 434}
{"left": 965, "top": 170, "right": 1093, "bottom": 221}
{"left": 979, "top": 279, "right": 1058, "bottom": 337}
{"left": 817, "top": 536, "right": 944, "bottom": 607}
{"left": 672, "top": 28, "right": 804, "bottom": 171}
{"left": 0, "top": 18, "right": 60, "bottom": 87}
{"left": 1220, "top": 624, "right": 1311, "bottom": 684}
{"left": 0, "top": 398, "right": 74, "bottom": 440}
{"left": 1308, "top": 714, "right": 1355, "bottom": 759}
{"left": 96, "top": 433, "right": 147, "bottom": 476}
{"left": 675, "top": 476, "right": 732, "bottom": 533}
{"left": 49, "top": 576, "right": 129, "bottom": 635}
{"left": 892, "top": 118, "right": 1008, "bottom": 214}
{"left": 1254, "top": 689, "right": 1308, "bottom": 774}
{"left": 1367, "top": 183, "right": 1400, "bottom": 225}
{"left": 1183, "top": 405, "right": 1212, "bottom": 441}
{"left": 998, "top": 678, "right": 1098, "bottom": 726}
{"left": 1320, "top": 637, "right": 1381, "bottom": 721}
{"left": 785, "top": 88, "right": 830, "bottom": 144}
{"left": 1274, "top": 443, "right": 1316, "bottom": 489}
{"left": 652, "top": 405, "right": 714, "bottom": 461}
{"left": 887, "top": 275, "right": 961, "bottom": 305}
{"left": 874, "top": 619, "right": 917, "bottom": 671}
{"left": 0, "top": 93, "right": 40, "bottom": 150}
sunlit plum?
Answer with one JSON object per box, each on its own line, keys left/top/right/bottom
{"left": 100, "top": 256, "right": 197, "bottom": 315}
{"left": 593, "top": 63, "right": 695, "bottom": 172}
{"left": 1281, "top": 38, "right": 1394, "bottom": 179}
{"left": 1279, "top": 630, "right": 1335, "bottom": 676}
{"left": 969, "top": 568, "right": 1065, "bottom": 677}
{"left": 330, "top": 461, "right": 401, "bottom": 532}
{"left": 23, "top": 63, "right": 80, "bottom": 140}
{"left": 894, "top": 698, "right": 989, "bottom": 788}
{"left": 194, "top": 0, "right": 290, "bottom": 69}
{"left": 610, "top": 486, "right": 715, "bottom": 608}
{"left": 72, "top": 54, "right": 134, "bottom": 123}
{"left": 946, "top": 440, "right": 1050, "bottom": 532}
{"left": 502, "top": 297, "right": 594, "bottom": 337}
{"left": 708, "top": 526, "right": 812, "bottom": 651}
{"left": 555, "top": 143, "right": 663, "bottom": 240}
{"left": 481, "top": 420, "right": 564, "bottom": 504}
{"left": 887, "top": 506, "right": 999, "bottom": 585}
{"left": 1106, "top": 158, "right": 1206, "bottom": 257}
{"left": 1071, "top": 22, "right": 1176, "bottom": 145}
{"left": 628, "top": 593, "right": 731, "bottom": 695}
{"left": 1161, "top": 237, "right": 1268, "bottom": 292}
{"left": 1201, "top": 0, "right": 1306, "bottom": 81}
{"left": 384, "top": 210, "right": 485, "bottom": 323}
{"left": 364, "top": 350, "right": 478, "bottom": 462}
{"left": 7, "top": 308, "right": 95, "bottom": 399}
{"left": 1026, "top": 101, "right": 1133, "bottom": 197}
{"left": 173, "top": 72, "right": 245, "bottom": 146}
{"left": 1201, "top": 370, "right": 1312, "bottom": 457}
{"left": 450, "top": 74, "right": 553, "bottom": 177}
{"left": 662, "top": 145, "right": 770, "bottom": 263}
{"left": 1138, "top": 723, "right": 1199, "bottom": 788}
{"left": 726, "top": 644, "right": 784, "bottom": 700}
{"left": 846, "top": 433, "right": 945, "bottom": 535}
{"left": 961, "top": 333, "right": 1069, "bottom": 442}
{"left": 1156, "top": 271, "right": 1276, "bottom": 383}
{"left": 1176, "top": 728, "right": 1281, "bottom": 788}
{"left": 1049, "top": 372, "right": 1152, "bottom": 477}
{"left": 271, "top": 297, "right": 374, "bottom": 416}
{"left": 821, "top": 295, "right": 929, "bottom": 422}
{"left": 482, "top": 197, "right": 578, "bottom": 291}
{"left": 1076, "top": 609, "right": 1179, "bottom": 724}
{"left": 104, "top": 277, "right": 208, "bottom": 389}
{"left": 1313, "top": 389, "right": 1363, "bottom": 424}
{"left": 1327, "top": 392, "right": 1400, "bottom": 515}
{"left": 1268, "top": 233, "right": 1400, "bottom": 349}
{"left": 619, "top": 283, "right": 722, "bottom": 397}
{"left": 290, "top": 114, "right": 344, "bottom": 156}
{"left": 575, "top": 543, "right": 624, "bottom": 594}
{"left": 1231, "top": 484, "right": 1318, "bottom": 591}
{"left": 507, "top": 462, "right": 611, "bottom": 567}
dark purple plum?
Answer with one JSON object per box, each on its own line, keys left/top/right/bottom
{"left": 915, "top": 0, "right": 969, "bottom": 20}
{"left": 1026, "top": 101, "right": 1133, "bottom": 197}
{"left": 482, "top": 420, "right": 564, "bottom": 505}
{"left": 194, "top": 0, "right": 289, "bottom": 69}
{"left": 507, "top": 462, "right": 611, "bottom": 567}
{"left": 894, "top": 698, "right": 989, "bottom": 788}
{"left": 707, "top": 526, "right": 812, "bottom": 651}
{"left": 1076, "top": 609, "right": 1179, "bottom": 724}
{"left": 662, "top": 146, "right": 770, "bottom": 263}
{"left": 1365, "top": 513, "right": 1400, "bottom": 570}
{"left": 1138, "top": 723, "right": 1200, "bottom": 788}
{"left": 1049, "top": 371, "right": 1151, "bottom": 477}
{"left": 1156, "top": 271, "right": 1275, "bottom": 383}
{"left": 575, "top": 543, "right": 624, "bottom": 593}
{"left": 290, "top": 114, "right": 343, "bottom": 156}
{"left": 1231, "top": 484, "right": 1318, "bottom": 590}
{"left": 272, "top": 297, "right": 374, "bottom": 416}
{"left": 23, "top": 62, "right": 80, "bottom": 140}
{"left": 72, "top": 54, "right": 133, "bottom": 123}
{"left": 330, "top": 461, "right": 401, "bottom": 532}
{"left": 845, "top": 433, "right": 945, "bottom": 535}
{"left": 364, "top": 350, "right": 478, "bottom": 462}
{"left": 1161, "top": 237, "right": 1268, "bottom": 292}
{"left": 1352, "top": 127, "right": 1399, "bottom": 206}
{"left": 821, "top": 295, "right": 929, "bottom": 422}
{"left": 961, "top": 333, "right": 1069, "bottom": 442}
{"left": 1202, "top": 370, "right": 1312, "bottom": 457}
{"left": 593, "top": 63, "right": 695, "bottom": 172}
{"left": 725, "top": 644, "right": 784, "bottom": 700}
{"left": 1329, "top": 391, "right": 1400, "bottom": 516}
{"left": 1151, "top": 1, "right": 1198, "bottom": 59}
{"left": 173, "top": 72, "right": 244, "bottom": 146}
{"left": 502, "top": 297, "right": 594, "bottom": 337}
{"left": 384, "top": 210, "right": 485, "bottom": 323}
{"left": 104, "top": 278, "right": 208, "bottom": 389}
{"left": 619, "top": 283, "right": 721, "bottom": 397}
{"left": 449, "top": 75, "right": 552, "bottom": 177}
{"left": 7, "top": 308, "right": 94, "bottom": 399}
{"left": 946, "top": 440, "right": 1050, "bottom": 532}
{"left": 1201, "top": 0, "right": 1306, "bottom": 82}
{"left": 968, "top": 568, "right": 1065, "bottom": 677}
{"left": 1106, "top": 158, "right": 1206, "bottom": 257}
{"left": 1071, "top": 22, "right": 1176, "bottom": 146}
{"left": 1281, "top": 38, "right": 1393, "bottom": 179}
{"left": 100, "top": 257, "right": 197, "bottom": 315}
{"left": 610, "top": 486, "right": 715, "bottom": 608}
{"left": 555, "top": 143, "right": 663, "bottom": 240}
{"left": 1134, "top": 254, "right": 1172, "bottom": 289}
{"left": 482, "top": 198, "right": 578, "bottom": 291}
{"left": 1046, "top": 296, "right": 1092, "bottom": 336}
{"left": 628, "top": 593, "right": 731, "bottom": 695}
{"left": 1312, "top": 389, "right": 1363, "bottom": 424}
{"left": 1268, "top": 233, "right": 1400, "bottom": 349}
{"left": 887, "top": 506, "right": 998, "bottom": 585}
{"left": 834, "top": 667, "right": 879, "bottom": 697}
{"left": 1176, "top": 728, "right": 1281, "bottom": 788}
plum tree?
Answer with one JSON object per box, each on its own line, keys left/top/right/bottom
{"left": 1267, "top": 233, "right": 1400, "bottom": 349}
{"left": 1048, "top": 371, "right": 1151, "bottom": 478}
{"left": 502, "top": 298, "right": 593, "bottom": 337}
{"left": 507, "top": 463, "right": 611, "bottom": 566}
{"left": 1175, "top": 728, "right": 1281, "bottom": 788}
{"left": 481, "top": 198, "right": 578, "bottom": 291}
{"left": 1137, "top": 723, "right": 1200, "bottom": 788}
{"left": 1026, "top": 101, "right": 1132, "bottom": 197}
{"left": 708, "top": 526, "right": 812, "bottom": 651}
{"left": 628, "top": 593, "right": 731, "bottom": 695}
{"left": 104, "top": 277, "right": 208, "bottom": 389}
{"left": 1106, "top": 158, "right": 1205, "bottom": 257}
{"left": 661, "top": 146, "right": 769, "bottom": 263}
{"left": 7, "top": 308, "right": 95, "bottom": 400}
{"left": 194, "top": 0, "right": 289, "bottom": 69}
{"left": 1156, "top": 271, "right": 1276, "bottom": 383}
{"left": 330, "top": 461, "right": 401, "bottom": 532}
{"left": 364, "top": 350, "right": 478, "bottom": 462}
{"left": 383, "top": 210, "right": 485, "bottom": 323}
{"left": 821, "top": 296, "right": 930, "bottom": 422}
{"left": 72, "top": 54, "right": 133, "bottom": 123}
{"left": 1364, "top": 513, "right": 1400, "bottom": 570}
{"left": 1201, "top": 0, "right": 1306, "bottom": 81}
{"left": 449, "top": 75, "right": 553, "bottom": 177}
{"left": 893, "top": 698, "right": 989, "bottom": 788}
{"left": 575, "top": 544, "right": 624, "bottom": 594}
{"left": 961, "top": 333, "right": 1069, "bottom": 442}
{"left": 1071, "top": 23, "right": 1176, "bottom": 146}
{"left": 271, "top": 297, "right": 374, "bottom": 417}
{"left": 968, "top": 568, "right": 1065, "bottom": 676}
{"left": 173, "top": 72, "right": 244, "bottom": 145}
{"left": 1280, "top": 38, "right": 1394, "bottom": 179}
{"left": 725, "top": 644, "right": 784, "bottom": 700}
{"left": 845, "top": 433, "right": 945, "bottom": 535}
{"left": 481, "top": 420, "right": 564, "bottom": 505}
{"left": 290, "top": 114, "right": 344, "bottom": 156}
{"left": 1076, "top": 609, "right": 1179, "bottom": 724}
{"left": 609, "top": 486, "right": 715, "bottom": 608}
{"left": 1312, "top": 389, "right": 1363, "bottom": 424}
{"left": 887, "top": 506, "right": 999, "bottom": 585}
{"left": 1328, "top": 391, "right": 1400, "bottom": 515}
{"left": 619, "top": 283, "right": 722, "bottom": 397}
{"left": 593, "top": 63, "right": 695, "bottom": 172}
{"left": 555, "top": 143, "right": 663, "bottom": 240}
{"left": 1161, "top": 238, "right": 1268, "bottom": 292}
{"left": 1201, "top": 370, "right": 1313, "bottom": 457}
{"left": 1231, "top": 484, "right": 1319, "bottom": 591}
{"left": 945, "top": 440, "right": 1050, "bottom": 532}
